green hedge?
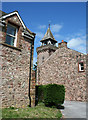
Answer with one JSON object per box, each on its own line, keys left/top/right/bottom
{"left": 36, "top": 84, "right": 65, "bottom": 106}
{"left": 36, "top": 85, "right": 45, "bottom": 102}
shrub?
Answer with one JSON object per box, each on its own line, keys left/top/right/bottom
{"left": 38, "top": 85, "right": 44, "bottom": 102}
{"left": 36, "top": 84, "right": 65, "bottom": 107}
{"left": 44, "top": 84, "right": 65, "bottom": 106}
{"left": 35, "top": 85, "right": 46, "bottom": 104}
{"left": 9, "top": 106, "right": 15, "bottom": 109}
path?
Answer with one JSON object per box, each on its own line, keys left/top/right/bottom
{"left": 61, "top": 101, "right": 86, "bottom": 118}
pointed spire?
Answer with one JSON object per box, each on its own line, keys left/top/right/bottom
{"left": 40, "top": 25, "right": 57, "bottom": 43}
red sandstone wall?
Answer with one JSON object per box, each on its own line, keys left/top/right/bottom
{"left": 0, "top": 14, "right": 34, "bottom": 108}
{"left": 38, "top": 47, "right": 86, "bottom": 102}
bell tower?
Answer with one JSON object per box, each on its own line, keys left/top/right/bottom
{"left": 37, "top": 25, "right": 58, "bottom": 67}
{"left": 40, "top": 24, "right": 57, "bottom": 46}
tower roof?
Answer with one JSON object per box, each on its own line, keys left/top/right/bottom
{"left": 40, "top": 26, "right": 57, "bottom": 43}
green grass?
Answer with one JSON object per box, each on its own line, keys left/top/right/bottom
{"left": 2, "top": 103, "right": 62, "bottom": 118}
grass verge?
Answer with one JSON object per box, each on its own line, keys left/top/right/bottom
{"left": 2, "top": 103, "right": 62, "bottom": 118}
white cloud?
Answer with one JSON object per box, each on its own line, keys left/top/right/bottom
{"left": 35, "top": 32, "right": 44, "bottom": 46}
{"left": 38, "top": 25, "right": 46, "bottom": 29}
{"left": 54, "top": 34, "right": 61, "bottom": 39}
{"left": 51, "top": 24, "right": 63, "bottom": 33}
{"left": 36, "top": 32, "right": 44, "bottom": 39}
{"left": 68, "top": 37, "right": 86, "bottom": 48}
{"left": 48, "top": 20, "right": 52, "bottom": 23}
{"left": 77, "top": 45, "right": 86, "bottom": 54}
{"left": 67, "top": 35, "right": 86, "bottom": 54}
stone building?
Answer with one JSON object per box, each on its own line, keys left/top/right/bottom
{"left": 0, "top": 10, "right": 36, "bottom": 107}
{"left": 37, "top": 26, "right": 87, "bottom": 102}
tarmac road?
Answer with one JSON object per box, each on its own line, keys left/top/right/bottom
{"left": 61, "top": 101, "right": 86, "bottom": 118}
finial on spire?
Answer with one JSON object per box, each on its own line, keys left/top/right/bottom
{"left": 49, "top": 24, "right": 50, "bottom": 28}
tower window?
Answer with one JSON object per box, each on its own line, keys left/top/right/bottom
{"left": 78, "top": 62, "right": 84, "bottom": 72}
{"left": 48, "top": 40, "right": 51, "bottom": 44}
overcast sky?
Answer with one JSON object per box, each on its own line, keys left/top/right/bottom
{"left": 2, "top": 2, "right": 86, "bottom": 64}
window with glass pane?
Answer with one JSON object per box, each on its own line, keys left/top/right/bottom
{"left": 6, "top": 24, "right": 18, "bottom": 46}
{"left": 79, "top": 62, "right": 84, "bottom": 71}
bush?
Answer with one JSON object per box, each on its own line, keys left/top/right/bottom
{"left": 44, "top": 84, "right": 65, "bottom": 106}
{"left": 35, "top": 85, "right": 46, "bottom": 105}
{"left": 36, "top": 84, "right": 65, "bottom": 107}
{"left": 9, "top": 106, "right": 15, "bottom": 109}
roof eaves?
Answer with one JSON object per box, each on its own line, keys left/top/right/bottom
{"left": 0, "top": 10, "right": 26, "bottom": 29}
{"left": 0, "top": 10, "right": 36, "bottom": 37}
{"left": 40, "top": 38, "right": 57, "bottom": 42}
{"left": 26, "top": 27, "right": 36, "bottom": 36}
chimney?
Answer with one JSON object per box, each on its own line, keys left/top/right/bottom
{"left": 58, "top": 40, "right": 67, "bottom": 48}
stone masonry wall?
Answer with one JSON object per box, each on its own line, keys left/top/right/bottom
{"left": 38, "top": 47, "right": 86, "bottom": 102}
{"left": 37, "top": 45, "right": 57, "bottom": 67}
{"left": 37, "top": 50, "right": 49, "bottom": 67}
{"left": 0, "top": 14, "right": 34, "bottom": 108}
{"left": 36, "top": 45, "right": 57, "bottom": 84}
{"left": 30, "top": 70, "right": 36, "bottom": 107}
{"left": 36, "top": 49, "right": 49, "bottom": 85}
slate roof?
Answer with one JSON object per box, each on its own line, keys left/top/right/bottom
{"left": 40, "top": 27, "right": 57, "bottom": 43}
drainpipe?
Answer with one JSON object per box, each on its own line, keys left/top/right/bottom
{"left": 29, "top": 37, "right": 35, "bottom": 107}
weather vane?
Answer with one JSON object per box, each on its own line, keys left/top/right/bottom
{"left": 48, "top": 20, "right": 51, "bottom": 28}
{"left": 49, "top": 24, "right": 50, "bottom": 28}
